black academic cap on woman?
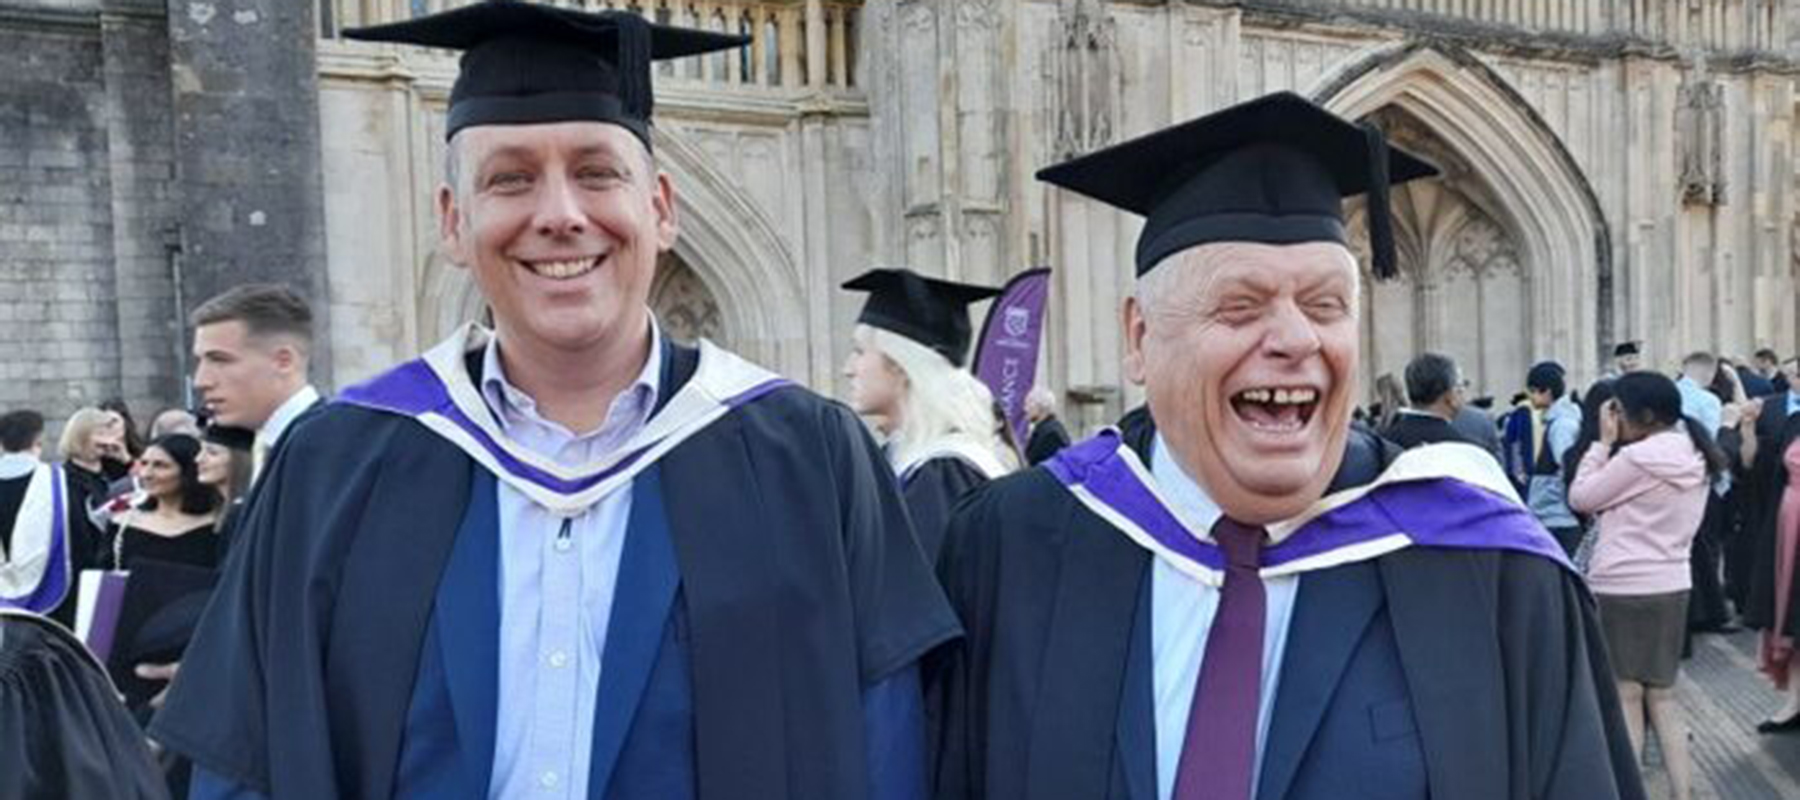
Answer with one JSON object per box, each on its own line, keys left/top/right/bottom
{"left": 843, "top": 268, "right": 1003, "bottom": 368}
{"left": 343, "top": 0, "right": 748, "bottom": 147}
{"left": 1036, "top": 91, "right": 1438, "bottom": 280}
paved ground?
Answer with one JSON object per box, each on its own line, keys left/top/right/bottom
{"left": 1639, "top": 629, "right": 1800, "bottom": 800}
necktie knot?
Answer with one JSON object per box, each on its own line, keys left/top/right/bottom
{"left": 1211, "top": 517, "right": 1266, "bottom": 571}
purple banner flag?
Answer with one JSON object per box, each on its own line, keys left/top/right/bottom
{"left": 973, "top": 267, "right": 1052, "bottom": 447}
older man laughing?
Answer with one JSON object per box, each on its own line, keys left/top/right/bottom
{"left": 928, "top": 92, "right": 1645, "bottom": 800}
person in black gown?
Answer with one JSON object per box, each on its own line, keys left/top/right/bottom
{"left": 195, "top": 424, "right": 254, "bottom": 561}
{"left": 930, "top": 92, "right": 1644, "bottom": 800}
{"left": 841, "top": 268, "right": 1019, "bottom": 563}
{"left": 155, "top": 5, "right": 956, "bottom": 798}
{"left": 1024, "top": 387, "right": 1073, "bottom": 466}
{"left": 0, "top": 608, "right": 170, "bottom": 800}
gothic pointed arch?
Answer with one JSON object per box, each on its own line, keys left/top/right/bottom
{"left": 1308, "top": 42, "right": 1612, "bottom": 380}
{"left": 650, "top": 127, "right": 808, "bottom": 376}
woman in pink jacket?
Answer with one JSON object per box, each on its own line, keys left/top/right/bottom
{"left": 1569, "top": 371, "right": 1725, "bottom": 800}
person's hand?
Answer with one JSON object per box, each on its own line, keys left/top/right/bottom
{"left": 1723, "top": 403, "right": 1742, "bottom": 430}
{"left": 136, "top": 661, "right": 179, "bottom": 709}
{"left": 1599, "top": 399, "right": 1621, "bottom": 446}
{"left": 1741, "top": 398, "right": 1764, "bottom": 429}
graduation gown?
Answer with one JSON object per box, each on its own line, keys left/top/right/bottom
{"left": 929, "top": 415, "right": 1645, "bottom": 800}
{"left": 1744, "top": 401, "right": 1800, "bottom": 637}
{"left": 152, "top": 331, "right": 958, "bottom": 799}
{"left": 1025, "top": 417, "right": 1073, "bottom": 466}
{"left": 0, "top": 609, "right": 169, "bottom": 800}
{"left": 902, "top": 457, "right": 991, "bottom": 564}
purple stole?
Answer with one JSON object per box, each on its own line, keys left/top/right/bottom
{"left": 337, "top": 324, "right": 789, "bottom": 515}
{"left": 1044, "top": 430, "right": 1571, "bottom": 587}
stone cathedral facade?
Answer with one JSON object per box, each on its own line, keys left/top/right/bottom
{"left": 4, "top": 0, "right": 1799, "bottom": 433}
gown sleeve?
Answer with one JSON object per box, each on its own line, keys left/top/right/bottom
{"left": 823, "top": 403, "right": 963, "bottom": 688}
{"left": 1497, "top": 554, "right": 1649, "bottom": 800}
{"left": 926, "top": 481, "right": 1009, "bottom": 800}
{"left": 0, "top": 612, "right": 171, "bottom": 800}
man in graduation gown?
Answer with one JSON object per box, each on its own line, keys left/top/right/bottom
{"left": 151, "top": 4, "right": 957, "bottom": 798}
{"left": 0, "top": 410, "right": 74, "bottom": 623}
{"left": 929, "top": 92, "right": 1645, "bottom": 800}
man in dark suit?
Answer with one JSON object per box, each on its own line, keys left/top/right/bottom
{"left": 931, "top": 92, "right": 1642, "bottom": 800}
{"left": 1024, "top": 387, "right": 1073, "bottom": 466}
{"left": 1379, "top": 353, "right": 1494, "bottom": 461}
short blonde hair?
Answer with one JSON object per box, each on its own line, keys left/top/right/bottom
{"left": 58, "top": 407, "right": 113, "bottom": 463}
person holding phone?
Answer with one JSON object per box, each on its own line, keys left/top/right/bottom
{"left": 1570, "top": 372, "right": 1726, "bottom": 800}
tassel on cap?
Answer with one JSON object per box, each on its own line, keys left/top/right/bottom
{"left": 1361, "top": 121, "right": 1398, "bottom": 281}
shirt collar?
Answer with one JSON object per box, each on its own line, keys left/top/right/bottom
{"left": 1149, "top": 433, "right": 1223, "bottom": 536}
{"left": 478, "top": 317, "right": 664, "bottom": 439}
{"left": 0, "top": 452, "right": 39, "bottom": 480}
{"left": 258, "top": 384, "right": 320, "bottom": 447}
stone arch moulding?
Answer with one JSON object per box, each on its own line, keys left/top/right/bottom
{"left": 1308, "top": 42, "right": 1613, "bottom": 381}
{"left": 649, "top": 127, "right": 808, "bottom": 378}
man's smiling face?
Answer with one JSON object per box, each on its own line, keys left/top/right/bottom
{"left": 439, "top": 121, "right": 676, "bottom": 354}
{"left": 1124, "top": 241, "right": 1361, "bottom": 524}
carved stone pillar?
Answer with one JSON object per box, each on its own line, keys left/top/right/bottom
{"left": 864, "top": 0, "right": 1018, "bottom": 287}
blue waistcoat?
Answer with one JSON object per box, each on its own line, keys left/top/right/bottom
{"left": 393, "top": 466, "right": 695, "bottom": 800}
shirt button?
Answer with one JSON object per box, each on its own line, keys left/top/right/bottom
{"left": 539, "top": 770, "right": 560, "bottom": 788}
{"left": 553, "top": 536, "right": 573, "bottom": 553}
{"left": 548, "top": 650, "right": 569, "bottom": 669}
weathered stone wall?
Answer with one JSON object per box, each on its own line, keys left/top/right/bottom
{"left": 101, "top": 0, "right": 183, "bottom": 418}
{"left": 0, "top": 1, "right": 177, "bottom": 430}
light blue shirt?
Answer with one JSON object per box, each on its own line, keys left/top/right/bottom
{"left": 480, "top": 325, "right": 662, "bottom": 800}
{"left": 1788, "top": 390, "right": 1800, "bottom": 417}
{"left": 1676, "top": 376, "right": 1730, "bottom": 494}
{"left": 1676, "top": 376, "right": 1723, "bottom": 435}
{"left": 1149, "top": 436, "right": 1299, "bottom": 800}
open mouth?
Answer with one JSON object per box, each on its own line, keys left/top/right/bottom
{"left": 520, "top": 253, "right": 606, "bottom": 281}
{"left": 1228, "top": 386, "right": 1321, "bottom": 434}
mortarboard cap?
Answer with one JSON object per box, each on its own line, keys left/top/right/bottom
{"left": 201, "top": 423, "right": 254, "bottom": 452}
{"left": 843, "top": 268, "right": 1003, "bottom": 368}
{"left": 1613, "top": 341, "right": 1641, "bottom": 358}
{"left": 343, "top": 0, "right": 748, "bottom": 147}
{"left": 1036, "top": 92, "right": 1438, "bottom": 279}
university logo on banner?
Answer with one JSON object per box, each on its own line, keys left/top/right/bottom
{"left": 973, "top": 268, "right": 1052, "bottom": 448}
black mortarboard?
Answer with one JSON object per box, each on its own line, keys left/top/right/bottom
{"left": 842, "top": 268, "right": 1003, "bottom": 367}
{"left": 201, "top": 423, "right": 254, "bottom": 452}
{"left": 343, "top": 0, "right": 747, "bottom": 147}
{"left": 1613, "top": 341, "right": 1641, "bottom": 357}
{"left": 1036, "top": 92, "right": 1438, "bottom": 279}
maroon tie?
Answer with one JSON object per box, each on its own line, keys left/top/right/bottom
{"left": 1172, "top": 517, "right": 1268, "bottom": 800}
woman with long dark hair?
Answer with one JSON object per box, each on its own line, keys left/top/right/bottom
{"left": 1560, "top": 379, "right": 1617, "bottom": 568}
{"left": 110, "top": 434, "right": 220, "bottom": 573}
{"left": 1568, "top": 371, "right": 1725, "bottom": 800}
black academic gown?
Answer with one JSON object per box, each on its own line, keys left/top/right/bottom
{"left": 152, "top": 342, "right": 958, "bottom": 799}
{"left": 929, "top": 413, "right": 1645, "bottom": 800}
{"left": 1025, "top": 417, "right": 1073, "bottom": 466}
{"left": 1380, "top": 412, "right": 1475, "bottom": 451}
{"left": 0, "top": 611, "right": 170, "bottom": 800}
{"left": 1744, "top": 399, "right": 1800, "bottom": 638}
{"left": 903, "top": 457, "right": 991, "bottom": 564}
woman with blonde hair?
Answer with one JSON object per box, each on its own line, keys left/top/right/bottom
{"left": 54, "top": 407, "right": 118, "bottom": 621}
{"left": 842, "top": 268, "right": 1019, "bottom": 561}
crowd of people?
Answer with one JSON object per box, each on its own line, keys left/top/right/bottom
{"left": 1336, "top": 342, "right": 1800, "bottom": 800}
{"left": 1, "top": 3, "right": 1797, "bottom": 799}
